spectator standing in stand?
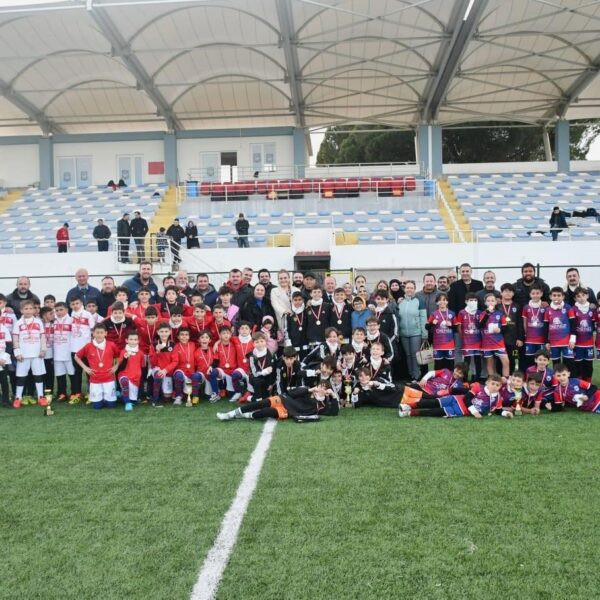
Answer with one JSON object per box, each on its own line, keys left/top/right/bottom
{"left": 56, "top": 223, "right": 69, "bottom": 253}
{"left": 130, "top": 211, "right": 149, "bottom": 262}
{"left": 235, "top": 213, "right": 250, "bottom": 248}
{"left": 117, "top": 213, "right": 131, "bottom": 263}
{"left": 167, "top": 218, "right": 185, "bottom": 264}
{"left": 92, "top": 219, "right": 111, "bottom": 252}
{"left": 185, "top": 220, "right": 200, "bottom": 249}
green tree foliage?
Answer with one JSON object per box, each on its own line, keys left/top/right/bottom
{"left": 316, "top": 121, "right": 600, "bottom": 164}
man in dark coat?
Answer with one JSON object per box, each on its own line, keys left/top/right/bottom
{"left": 448, "top": 263, "right": 483, "bottom": 314}
{"left": 513, "top": 263, "right": 551, "bottom": 307}
{"left": 6, "top": 277, "right": 40, "bottom": 319}
{"left": 117, "top": 213, "right": 131, "bottom": 263}
{"left": 130, "top": 211, "right": 149, "bottom": 261}
{"left": 549, "top": 206, "right": 571, "bottom": 241}
{"left": 122, "top": 262, "right": 159, "bottom": 303}
{"left": 235, "top": 213, "right": 250, "bottom": 248}
{"left": 565, "top": 267, "right": 595, "bottom": 307}
{"left": 92, "top": 219, "right": 111, "bottom": 252}
{"left": 166, "top": 218, "right": 185, "bottom": 264}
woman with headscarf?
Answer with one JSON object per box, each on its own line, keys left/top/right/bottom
{"left": 185, "top": 220, "right": 200, "bottom": 249}
{"left": 240, "top": 283, "right": 276, "bottom": 332}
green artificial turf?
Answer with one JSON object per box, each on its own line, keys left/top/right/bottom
{"left": 218, "top": 410, "right": 600, "bottom": 600}
{"left": 0, "top": 403, "right": 261, "bottom": 600}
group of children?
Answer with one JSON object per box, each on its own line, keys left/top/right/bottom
{"left": 0, "top": 276, "right": 598, "bottom": 422}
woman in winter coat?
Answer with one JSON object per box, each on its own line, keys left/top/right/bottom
{"left": 185, "top": 220, "right": 200, "bottom": 249}
{"left": 396, "top": 280, "right": 427, "bottom": 380}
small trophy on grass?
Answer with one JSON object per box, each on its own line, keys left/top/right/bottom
{"left": 184, "top": 381, "right": 193, "bottom": 407}
{"left": 43, "top": 389, "right": 54, "bottom": 416}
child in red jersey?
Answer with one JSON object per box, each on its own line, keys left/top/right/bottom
{"left": 571, "top": 287, "right": 595, "bottom": 382}
{"left": 454, "top": 293, "right": 482, "bottom": 382}
{"left": 149, "top": 323, "right": 174, "bottom": 407}
{"left": 127, "top": 287, "right": 153, "bottom": 320}
{"left": 185, "top": 303, "right": 213, "bottom": 344}
{"left": 544, "top": 287, "right": 576, "bottom": 370}
{"left": 213, "top": 325, "right": 243, "bottom": 399}
{"left": 104, "top": 301, "right": 134, "bottom": 350}
{"left": 548, "top": 363, "right": 600, "bottom": 413}
{"left": 74, "top": 323, "right": 119, "bottom": 409}
{"left": 426, "top": 293, "right": 455, "bottom": 370}
{"left": 521, "top": 284, "right": 547, "bottom": 370}
{"left": 194, "top": 330, "right": 220, "bottom": 403}
{"left": 117, "top": 331, "right": 145, "bottom": 411}
{"left": 170, "top": 328, "right": 203, "bottom": 406}
{"left": 209, "top": 304, "right": 232, "bottom": 341}
{"left": 479, "top": 292, "right": 509, "bottom": 377}
{"left": 168, "top": 306, "right": 185, "bottom": 344}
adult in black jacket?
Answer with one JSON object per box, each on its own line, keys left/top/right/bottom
{"left": 235, "top": 213, "right": 250, "bottom": 248}
{"left": 6, "top": 277, "right": 40, "bottom": 319}
{"left": 549, "top": 206, "right": 571, "bottom": 241}
{"left": 97, "top": 276, "right": 116, "bottom": 317}
{"left": 185, "top": 220, "right": 200, "bottom": 249}
{"left": 448, "top": 263, "right": 483, "bottom": 315}
{"left": 240, "top": 283, "right": 276, "bottom": 331}
{"left": 92, "top": 218, "right": 111, "bottom": 252}
{"left": 130, "top": 211, "right": 149, "bottom": 261}
{"left": 564, "top": 267, "right": 595, "bottom": 307}
{"left": 512, "top": 263, "right": 551, "bottom": 306}
{"left": 166, "top": 218, "right": 185, "bottom": 264}
{"left": 116, "top": 213, "right": 131, "bottom": 263}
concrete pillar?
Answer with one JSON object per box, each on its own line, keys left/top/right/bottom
{"left": 555, "top": 119, "right": 570, "bottom": 173}
{"left": 543, "top": 129, "right": 552, "bottom": 162}
{"left": 38, "top": 136, "right": 53, "bottom": 188}
{"left": 164, "top": 132, "right": 178, "bottom": 185}
{"left": 293, "top": 127, "right": 306, "bottom": 178}
{"left": 417, "top": 124, "right": 442, "bottom": 178}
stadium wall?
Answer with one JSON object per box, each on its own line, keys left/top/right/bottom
{"left": 2, "top": 241, "right": 599, "bottom": 301}
{"left": 52, "top": 139, "right": 165, "bottom": 186}
{"left": 0, "top": 143, "right": 39, "bottom": 187}
{"left": 443, "top": 159, "right": 600, "bottom": 174}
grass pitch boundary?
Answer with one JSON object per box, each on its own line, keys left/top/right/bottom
{"left": 190, "top": 418, "right": 277, "bottom": 600}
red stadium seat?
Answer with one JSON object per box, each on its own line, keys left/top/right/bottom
{"left": 211, "top": 183, "right": 225, "bottom": 197}
{"left": 200, "top": 181, "right": 212, "bottom": 195}
{"left": 359, "top": 177, "right": 371, "bottom": 192}
{"left": 405, "top": 175, "right": 416, "bottom": 191}
{"left": 256, "top": 180, "right": 269, "bottom": 194}
{"left": 346, "top": 178, "right": 359, "bottom": 193}
{"left": 391, "top": 177, "right": 404, "bottom": 197}
{"left": 300, "top": 178, "right": 314, "bottom": 193}
{"left": 321, "top": 178, "right": 336, "bottom": 198}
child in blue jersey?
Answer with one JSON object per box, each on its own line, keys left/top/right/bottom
{"left": 454, "top": 292, "right": 481, "bottom": 382}
{"left": 479, "top": 292, "right": 509, "bottom": 378}
{"left": 426, "top": 293, "right": 455, "bottom": 370}
{"left": 398, "top": 373, "right": 502, "bottom": 419}
{"left": 547, "top": 363, "right": 600, "bottom": 413}
{"left": 571, "top": 286, "right": 595, "bottom": 382}
{"left": 521, "top": 284, "right": 547, "bottom": 370}
{"left": 544, "top": 287, "right": 576, "bottom": 370}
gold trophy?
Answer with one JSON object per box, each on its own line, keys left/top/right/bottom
{"left": 184, "top": 381, "right": 193, "bottom": 407}
{"left": 514, "top": 390, "right": 522, "bottom": 416}
{"left": 43, "top": 389, "right": 54, "bottom": 416}
{"left": 343, "top": 378, "right": 352, "bottom": 408}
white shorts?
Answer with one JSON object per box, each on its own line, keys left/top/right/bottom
{"left": 16, "top": 357, "right": 46, "bottom": 377}
{"left": 89, "top": 381, "right": 117, "bottom": 404}
{"left": 118, "top": 376, "right": 139, "bottom": 401}
{"left": 54, "top": 359, "right": 75, "bottom": 376}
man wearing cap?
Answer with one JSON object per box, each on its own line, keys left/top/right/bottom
{"left": 301, "top": 272, "right": 317, "bottom": 301}
{"left": 117, "top": 213, "right": 131, "bottom": 262}
{"left": 130, "top": 210, "right": 149, "bottom": 261}
{"left": 166, "top": 218, "right": 185, "bottom": 264}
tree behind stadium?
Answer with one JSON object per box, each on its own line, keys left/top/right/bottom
{"left": 316, "top": 122, "right": 600, "bottom": 164}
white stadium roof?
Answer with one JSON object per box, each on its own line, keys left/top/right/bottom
{"left": 0, "top": 0, "right": 599, "bottom": 135}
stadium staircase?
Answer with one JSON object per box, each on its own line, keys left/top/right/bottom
{"left": 437, "top": 180, "right": 473, "bottom": 242}
{"left": 147, "top": 185, "right": 178, "bottom": 259}
{"left": 0, "top": 188, "right": 24, "bottom": 216}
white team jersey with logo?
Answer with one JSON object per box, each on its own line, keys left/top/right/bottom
{"left": 70, "top": 310, "right": 93, "bottom": 352}
{"left": 43, "top": 322, "right": 54, "bottom": 359}
{"left": 0, "top": 323, "right": 11, "bottom": 353}
{"left": 0, "top": 309, "right": 16, "bottom": 331}
{"left": 53, "top": 315, "right": 73, "bottom": 361}
{"left": 12, "top": 317, "right": 45, "bottom": 358}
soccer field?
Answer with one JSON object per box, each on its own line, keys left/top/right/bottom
{"left": 2, "top": 396, "right": 600, "bottom": 600}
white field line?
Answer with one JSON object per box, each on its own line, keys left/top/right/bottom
{"left": 190, "top": 418, "right": 277, "bottom": 600}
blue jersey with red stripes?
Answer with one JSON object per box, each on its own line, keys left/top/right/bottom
{"left": 544, "top": 303, "right": 575, "bottom": 347}
{"left": 466, "top": 382, "right": 500, "bottom": 415}
{"left": 479, "top": 309, "right": 506, "bottom": 351}
{"left": 428, "top": 310, "right": 455, "bottom": 350}
{"left": 573, "top": 305, "right": 595, "bottom": 347}
{"left": 526, "top": 365, "right": 556, "bottom": 389}
{"left": 455, "top": 309, "right": 481, "bottom": 350}
{"left": 522, "top": 304, "right": 547, "bottom": 344}
{"left": 422, "top": 369, "right": 464, "bottom": 396}
{"left": 551, "top": 377, "right": 594, "bottom": 406}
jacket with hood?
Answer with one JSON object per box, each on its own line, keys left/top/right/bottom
{"left": 122, "top": 273, "right": 159, "bottom": 303}
{"left": 397, "top": 295, "right": 427, "bottom": 339}
{"left": 194, "top": 283, "right": 218, "bottom": 308}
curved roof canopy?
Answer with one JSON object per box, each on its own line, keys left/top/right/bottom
{"left": 0, "top": 0, "right": 599, "bottom": 135}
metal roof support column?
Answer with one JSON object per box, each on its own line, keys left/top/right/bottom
{"left": 164, "top": 132, "right": 177, "bottom": 185}
{"left": 555, "top": 119, "right": 570, "bottom": 173}
{"left": 417, "top": 124, "right": 442, "bottom": 179}
{"left": 293, "top": 127, "right": 306, "bottom": 178}
{"left": 38, "top": 136, "right": 53, "bottom": 188}
{"left": 543, "top": 129, "right": 552, "bottom": 162}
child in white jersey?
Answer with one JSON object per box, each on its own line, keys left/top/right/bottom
{"left": 53, "top": 302, "right": 75, "bottom": 401}
{"left": 12, "top": 299, "right": 47, "bottom": 408}
{"left": 68, "top": 297, "right": 93, "bottom": 404}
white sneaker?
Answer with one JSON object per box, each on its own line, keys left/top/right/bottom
{"left": 217, "top": 411, "right": 233, "bottom": 421}
{"left": 230, "top": 392, "right": 242, "bottom": 402}
{"left": 209, "top": 393, "right": 220, "bottom": 403}
{"left": 398, "top": 404, "right": 411, "bottom": 418}
{"left": 173, "top": 396, "right": 182, "bottom": 406}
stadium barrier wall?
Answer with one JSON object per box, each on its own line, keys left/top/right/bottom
{"left": 443, "top": 159, "right": 600, "bottom": 175}
{"left": 2, "top": 241, "right": 600, "bottom": 301}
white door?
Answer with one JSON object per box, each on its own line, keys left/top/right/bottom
{"left": 76, "top": 157, "right": 92, "bottom": 187}
{"left": 201, "top": 152, "right": 220, "bottom": 182}
{"left": 118, "top": 156, "right": 131, "bottom": 186}
{"left": 58, "top": 157, "right": 75, "bottom": 188}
